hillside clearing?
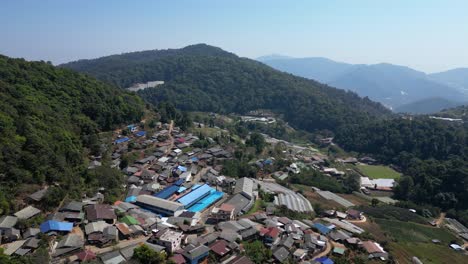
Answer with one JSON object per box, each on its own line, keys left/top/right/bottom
{"left": 357, "top": 164, "right": 401, "bottom": 179}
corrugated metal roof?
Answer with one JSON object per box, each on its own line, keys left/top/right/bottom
{"left": 136, "top": 195, "right": 183, "bottom": 212}
{"left": 154, "top": 185, "right": 179, "bottom": 199}
{"left": 177, "top": 184, "right": 212, "bottom": 207}
{"left": 40, "top": 220, "right": 73, "bottom": 233}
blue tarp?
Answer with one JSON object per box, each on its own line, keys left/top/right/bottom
{"left": 191, "top": 157, "right": 199, "bottom": 162}
{"left": 40, "top": 220, "right": 73, "bottom": 233}
{"left": 313, "top": 223, "right": 332, "bottom": 235}
{"left": 177, "top": 186, "right": 187, "bottom": 193}
{"left": 264, "top": 159, "right": 273, "bottom": 165}
{"left": 177, "top": 184, "right": 212, "bottom": 207}
{"left": 315, "top": 257, "right": 334, "bottom": 264}
{"left": 135, "top": 131, "right": 146, "bottom": 137}
{"left": 115, "top": 137, "right": 130, "bottom": 144}
{"left": 154, "top": 185, "right": 179, "bottom": 199}
{"left": 125, "top": 196, "right": 137, "bottom": 203}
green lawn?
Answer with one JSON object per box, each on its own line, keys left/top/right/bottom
{"left": 357, "top": 164, "right": 401, "bottom": 179}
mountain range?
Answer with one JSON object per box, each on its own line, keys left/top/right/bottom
{"left": 258, "top": 56, "right": 468, "bottom": 113}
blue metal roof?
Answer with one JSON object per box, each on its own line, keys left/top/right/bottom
{"left": 135, "top": 131, "right": 146, "bottom": 137}
{"left": 174, "top": 179, "right": 185, "bottom": 186}
{"left": 177, "top": 186, "right": 187, "bottom": 193}
{"left": 115, "top": 137, "right": 130, "bottom": 144}
{"left": 313, "top": 223, "right": 331, "bottom": 235}
{"left": 177, "top": 184, "right": 213, "bottom": 207}
{"left": 40, "top": 220, "right": 73, "bottom": 233}
{"left": 177, "top": 166, "right": 187, "bottom": 172}
{"left": 125, "top": 196, "right": 137, "bottom": 203}
{"left": 154, "top": 185, "right": 179, "bottom": 199}
{"left": 315, "top": 257, "right": 334, "bottom": 264}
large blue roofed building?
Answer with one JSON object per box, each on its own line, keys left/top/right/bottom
{"left": 177, "top": 184, "right": 213, "bottom": 208}
{"left": 154, "top": 185, "right": 179, "bottom": 199}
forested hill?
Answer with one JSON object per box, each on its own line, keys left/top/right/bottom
{"left": 0, "top": 55, "right": 144, "bottom": 186}
{"left": 61, "top": 44, "right": 391, "bottom": 133}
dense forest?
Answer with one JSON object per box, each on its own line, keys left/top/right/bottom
{"left": 61, "top": 44, "right": 467, "bottom": 219}
{"left": 0, "top": 55, "right": 144, "bottom": 207}
{"left": 62, "top": 44, "right": 391, "bottom": 133}
{"left": 336, "top": 117, "right": 468, "bottom": 220}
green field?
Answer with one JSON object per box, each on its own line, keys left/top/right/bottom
{"left": 357, "top": 164, "right": 401, "bottom": 179}
{"left": 376, "top": 219, "right": 467, "bottom": 264}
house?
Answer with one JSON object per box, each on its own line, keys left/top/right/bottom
{"left": 14, "top": 206, "right": 41, "bottom": 220}
{"left": 53, "top": 234, "right": 84, "bottom": 257}
{"left": 213, "top": 203, "right": 235, "bottom": 221}
{"left": 346, "top": 209, "right": 363, "bottom": 220}
{"left": 76, "top": 250, "right": 97, "bottom": 262}
{"left": 40, "top": 220, "right": 73, "bottom": 234}
{"left": 182, "top": 244, "right": 210, "bottom": 264}
{"left": 261, "top": 226, "right": 281, "bottom": 243}
{"left": 273, "top": 246, "right": 290, "bottom": 263}
{"left": 313, "top": 223, "right": 332, "bottom": 235}
{"left": 361, "top": 241, "right": 388, "bottom": 259}
{"left": 2, "top": 228, "right": 21, "bottom": 242}
{"left": 100, "top": 250, "right": 126, "bottom": 264}
{"left": 315, "top": 257, "right": 334, "bottom": 264}
{"left": 170, "top": 253, "right": 187, "bottom": 264}
{"left": 153, "top": 229, "right": 183, "bottom": 253}
{"left": 23, "top": 228, "right": 40, "bottom": 239}
{"left": 293, "top": 248, "right": 307, "bottom": 261}
{"left": 85, "top": 204, "right": 117, "bottom": 223}
{"left": 209, "top": 240, "right": 232, "bottom": 261}
{"left": 0, "top": 216, "right": 18, "bottom": 232}
{"left": 27, "top": 188, "right": 48, "bottom": 203}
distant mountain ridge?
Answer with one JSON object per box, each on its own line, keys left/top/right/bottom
{"left": 395, "top": 97, "right": 465, "bottom": 114}
{"left": 258, "top": 56, "right": 468, "bottom": 112}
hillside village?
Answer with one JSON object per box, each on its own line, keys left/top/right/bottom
{"left": 1, "top": 113, "right": 467, "bottom": 264}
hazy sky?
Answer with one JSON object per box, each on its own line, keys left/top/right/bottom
{"left": 1, "top": 0, "right": 467, "bottom": 73}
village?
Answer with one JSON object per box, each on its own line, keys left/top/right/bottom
{"left": 1, "top": 113, "right": 467, "bottom": 264}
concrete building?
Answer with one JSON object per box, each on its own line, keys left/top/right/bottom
{"left": 154, "top": 229, "right": 183, "bottom": 252}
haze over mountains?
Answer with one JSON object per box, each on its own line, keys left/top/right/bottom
{"left": 258, "top": 55, "right": 468, "bottom": 113}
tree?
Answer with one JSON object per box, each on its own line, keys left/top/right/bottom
{"left": 242, "top": 241, "right": 272, "bottom": 264}
{"left": 371, "top": 198, "right": 380, "bottom": 207}
{"left": 133, "top": 244, "right": 168, "bottom": 264}
{"left": 246, "top": 133, "right": 266, "bottom": 154}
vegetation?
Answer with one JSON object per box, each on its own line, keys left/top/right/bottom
{"left": 358, "top": 205, "right": 428, "bottom": 224}
{"left": 356, "top": 164, "right": 401, "bottom": 179}
{"left": 336, "top": 117, "right": 468, "bottom": 220}
{"left": 61, "top": 44, "right": 391, "bottom": 135}
{"left": 0, "top": 55, "right": 144, "bottom": 209}
{"left": 133, "top": 244, "right": 169, "bottom": 264}
{"left": 242, "top": 240, "right": 272, "bottom": 264}
{"left": 289, "top": 169, "right": 345, "bottom": 193}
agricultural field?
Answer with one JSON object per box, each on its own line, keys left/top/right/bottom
{"left": 358, "top": 205, "right": 427, "bottom": 224}
{"left": 357, "top": 164, "right": 401, "bottom": 179}
{"left": 375, "top": 219, "right": 467, "bottom": 264}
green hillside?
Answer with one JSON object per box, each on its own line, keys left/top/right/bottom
{"left": 61, "top": 44, "right": 391, "bottom": 133}
{"left": 0, "top": 55, "right": 144, "bottom": 195}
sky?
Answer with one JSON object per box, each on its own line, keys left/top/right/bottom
{"left": 1, "top": 0, "right": 467, "bottom": 73}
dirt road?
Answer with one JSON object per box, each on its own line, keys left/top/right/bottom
{"left": 436, "top": 212, "right": 446, "bottom": 227}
